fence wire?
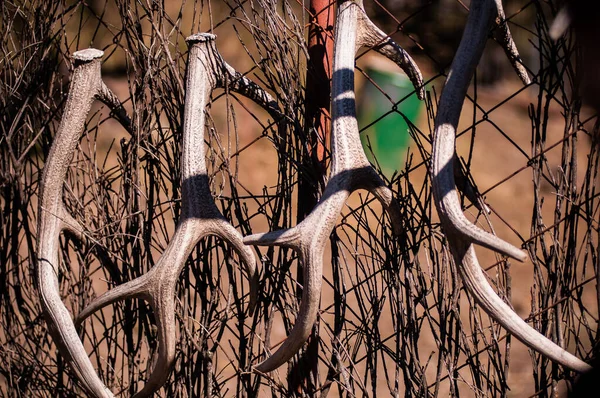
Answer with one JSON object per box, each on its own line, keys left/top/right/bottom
{"left": 0, "top": 0, "right": 598, "bottom": 397}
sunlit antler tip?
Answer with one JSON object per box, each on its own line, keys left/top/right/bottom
{"left": 243, "top": 228, "right": 301, "bottom": 248}
{"left": 243, "top": 232, "right": 268, "bottom": 245}
{"left": 549, "top": 7, "right": 571, "bottom": 40}
{"left": 186, "top": 33, "right": 217, "bottom": 44}
{"left": 515, "top": 249, "right": 528, "bottom": 263}
{"left": 73, "top": 48, "right": 104, "bottom": 62}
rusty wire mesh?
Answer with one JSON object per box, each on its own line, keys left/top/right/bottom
{"left": 0, "top": 0, "right": 598, "bottom": 397}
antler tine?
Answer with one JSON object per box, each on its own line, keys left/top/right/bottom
{"left": 244, "top": 0, "right": 410, "bottom": 373}
{"left": 75, "top": 271, "right": 151, "bottom": 327}
{"left": 493, "top": 0, "right": 531, "bottom": 85}
{"left": 549, "top": 6, "right": 571, "bottom": 40}
{"left": 75, "top": 33, "right": 288, "bottom": 397}
{"left": 37, "top": 49, "right": 116, "bottom": 398}
{"left": 212, "top": 220, "right": 261, "bottom": 312}
{"left": 431, "top": 0, "right": 591, "bottom": 372}
{"left": 454, "top": 236, "right": 592, "bottom": 372}
{"left": 354, "top": 0, "right": 425, "bottom": 100}
{"left": 96, "top": 81, "right": 134, "bottom": 134}
{"left": 221, "top": 62, "right": 283, "bottom": 122}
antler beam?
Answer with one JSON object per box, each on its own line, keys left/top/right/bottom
{"left": 37, "top": 49, "right": 131, "bottom": 398}
{"left": 430, "top": 0, "right": 591, "bottom": 373}
{"left": 244, "top": 0, "right": 423, "bottom": 373}
{"left": 74, "top": 33, "right": 283, "bottom": 397}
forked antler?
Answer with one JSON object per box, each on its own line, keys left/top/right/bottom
{"left": 37, "top": 49, "right": 131, "bottom": 398}
{"left": 244, "top": 0, "right": 423, "bottom": 373}
{"left": 74, "top": 33, "right": 284, "bottom": 397}
{"left": 431, "top": 0, "right": 591, "bottom": 372}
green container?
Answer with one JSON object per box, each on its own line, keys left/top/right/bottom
{"left": 358, "top": 67, "right": 422, "bottom": 178}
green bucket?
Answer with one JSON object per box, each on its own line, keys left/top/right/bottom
{"left": 358, "top": 66, "right": 422, "bottom": 178}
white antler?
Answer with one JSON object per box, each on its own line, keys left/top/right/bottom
{"left": 431, "top": 0, "right": 591, "bottom": 373}
{"left": 74, "top": 33, "right": 283, "bottom": 397}
{"left": 244, "top": 0, "right": 423, "bottom": 373}
{"left": 37, "top": 49, "right": 131, "bottom": 398}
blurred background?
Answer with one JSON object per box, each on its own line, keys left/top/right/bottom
{"left": 1, "top": 0, "right": 598, "bottom": 397}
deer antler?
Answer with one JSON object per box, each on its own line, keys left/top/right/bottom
{"left": 75, "top": 33, "right": 284, "bottom": 398}
{"left": 244, "top": 0, "right": 423, "bottom": 373}
{"left": 431, "top": 0, "right": 591, "bottom": 373}
{"left": 493, "top": 0, "right": 531, "bottom": 85}
{"left": 356, "top": 7, "right": 425, "bottom": 100}
{"left": 37, "top": 49, "right": 131, "bottom": 398}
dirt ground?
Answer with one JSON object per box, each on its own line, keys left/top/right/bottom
{"left": 4, "top": 0, "right": 598, "bottom": 396}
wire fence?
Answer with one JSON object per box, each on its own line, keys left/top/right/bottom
{"left": 0, "top": 0, "right": 598, "bottom": 397}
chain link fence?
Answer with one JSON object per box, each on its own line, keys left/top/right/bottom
{"left": 0, "top": 0, "right": 597, "bottom": 396}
